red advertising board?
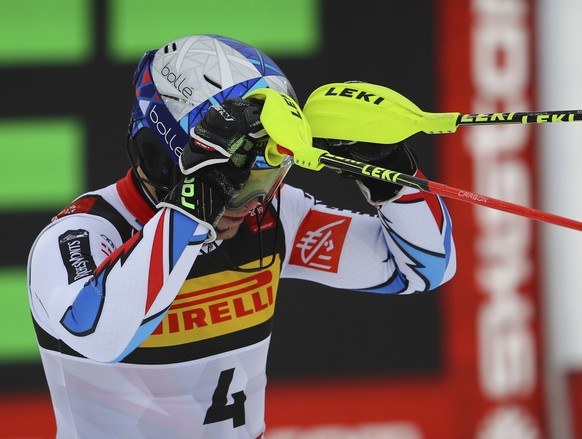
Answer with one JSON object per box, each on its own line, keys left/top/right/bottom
{"left": 435, "top": 0, "right": 547, "bottom": 437}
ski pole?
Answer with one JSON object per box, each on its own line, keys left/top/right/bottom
{"left": 247, "top": 87, "right": 582, "bottom": 231}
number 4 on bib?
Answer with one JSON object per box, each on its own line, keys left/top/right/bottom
{"left": 204, "top": 368, "right": 247, "bottom": 428}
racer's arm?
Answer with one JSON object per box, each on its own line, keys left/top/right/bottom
{"left": 280, "top": 140, "right": 455, "bottom": 294}
{"left": 28, "top": 98, "right": 264, "bottom": 363}
{"left": 28, "top": 208, "right": 209, "bottom": 363}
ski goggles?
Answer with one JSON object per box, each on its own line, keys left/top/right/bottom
{"left": 227, "top": 154, "right": 293, "bottom": 209}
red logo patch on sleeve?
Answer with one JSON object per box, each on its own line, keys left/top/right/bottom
{"left": 289, "top": 210, "right": 351, "bottom": 273}
{"left": 52, "top": 196, "right": 98, "bottom": 222}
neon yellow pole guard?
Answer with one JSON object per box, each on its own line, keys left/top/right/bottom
{"left": 246, "top": 88, "right": 326, "bottom": 170}
{"left": 302, "top": 82, "right": 460, "bottom": 144}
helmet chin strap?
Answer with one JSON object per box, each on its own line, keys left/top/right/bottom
{"left": 134, "top": 168, "right": 164, "bottom": 205}
{"left": 204, "top": 189, "right": 282, "bottom": 273}
{"left": 124, "top": 165, "right": 160, "bottom": 209}
{"left": 126, "top": 130, "right": 182, "bottom": 204}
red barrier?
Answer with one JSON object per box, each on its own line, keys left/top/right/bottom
{"left": 435, "top": 0, "right": 547, "bottom": 437}
{"left": 0, "top": 391, "right": 55, "bottom": 439}
{"left": 266, "top": 376, "right": 453, "bottom": 436}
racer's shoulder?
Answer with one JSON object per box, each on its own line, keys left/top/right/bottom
{"left": 50, "top": 183, "right": 136, "bottom": 239}
{"left": 52, "top": 183, "right": 117, "bottom": 220}
{"left": 30, "top": 184, "right": 129, "bottom": 252}
{"left": 279, "top": 183, "right": 316, "bottom": 207}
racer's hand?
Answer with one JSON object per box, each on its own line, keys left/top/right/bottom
{"left": 315, "top": 138, "right": 418, "bottom": 206}
{"left": 158, "top": 98, "right": 266, "bottom": 241}
{"left": 180, "top": 98, "right": 266, "bottom": 174}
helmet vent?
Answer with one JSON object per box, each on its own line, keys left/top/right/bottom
{"left": 203, "top": 74, "right": 221, "bottom": 89}
{"left": 163, "top": 42, "right": 178, "bottom": 53}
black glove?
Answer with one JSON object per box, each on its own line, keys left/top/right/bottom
{"left": 157, "top": 175, "right": 228, "bottom": 242}
{"left": 315, "top": 138, "right": 418, "bottom": 205}
{"left": 158, "top": 98, "right": 266, "bottom": 241}
{"left": 181, "top": 98, "right": 266, "bottom": 174}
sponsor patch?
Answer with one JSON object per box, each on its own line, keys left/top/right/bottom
{"left": 244, "top": 204, "right": 277, "bottom": 234}
{"left": 100, "top": 234, "right": 116, "bottom": 257}
{"left": 58, "top": 229, "right": 97, "bottom": 284}
{"left": 52, "top": 196, "right": 98, "bottom": 222}
{"left": 289, "top": 210, "right": 351, "bottom": 273}
{"left": 142, "top": 256, "right": 281, "bottom": 347}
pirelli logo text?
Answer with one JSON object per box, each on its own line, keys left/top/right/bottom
{"left": 142, "top": 258, "right": 280, "bottom": 347}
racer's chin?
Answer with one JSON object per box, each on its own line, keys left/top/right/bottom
{"left": 215, "top": 198, "right": 260, "bottom": 240}
{"left": 215, "top": 215, "right": 245, "bottom": 240}
{"left": 216, "top": 225, "right": 241, "bottom": 240}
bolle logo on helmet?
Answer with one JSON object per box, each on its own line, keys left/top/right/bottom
{"left": 149, "top": 104, "right": 183, "bottom": 158}
{"left": 161, "top": 64, "right": 193, "bottom": 99}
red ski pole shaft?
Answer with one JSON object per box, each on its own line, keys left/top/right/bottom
{"left": 318, "top": 153, "right": 582, "bottom": 231}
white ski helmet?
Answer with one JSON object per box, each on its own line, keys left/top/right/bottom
{"left": 128, "top": 34, "right": 296, "bottom": 202}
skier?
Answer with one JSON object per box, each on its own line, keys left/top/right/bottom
{"left": 27, "top": 34, "right": 456, "bottom": 439}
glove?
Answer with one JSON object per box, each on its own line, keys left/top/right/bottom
{"left": 158, "top": 98, "right": 266, "bottom": 242}
{"left": 180, "top": 98, "right": 266, "bottom": 174}
{"left": 315, "top": 138, "right": 418, "bottom": 206}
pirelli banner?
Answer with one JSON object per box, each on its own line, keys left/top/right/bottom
{"left": 435, "top": 0, "right": 547, "bottom": 436}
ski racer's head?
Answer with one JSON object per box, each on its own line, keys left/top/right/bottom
{"left": 127, "top": 34, "right": 297, "bottom": 207}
